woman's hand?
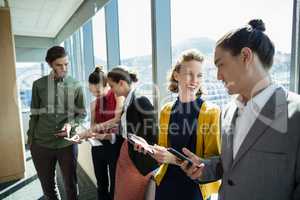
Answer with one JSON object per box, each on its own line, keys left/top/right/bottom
{"left": 133, "top": 142, "right": 147, "bottom": 154}
{"left": 90, "top": 132, "right": 111, "bottom": 141}
{"left": 65, "top": 134, "right": 82, "bottom": 144}
{"left": 91, "top": 123, "right": 104, "bottom": 132}
{"left": 78, "top": 129, "right": 93, "bottom": 139}
{"left": 132, "top": 136, "right": 154, "bottom": 155}
{"left": 151, "top": 145, "right": 182, "bottom": 165}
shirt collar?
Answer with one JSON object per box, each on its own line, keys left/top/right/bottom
{"left": 235, "top": 84, "right": 279, "bottom": 113}
{"left": 251, "top": 84, "right": 279, "bottom": 111}
{"left": 49, "top": 70, "right": 65, "bottom": 82}
{"left": 235, "top": 95, "right": 246, "bottom": 111}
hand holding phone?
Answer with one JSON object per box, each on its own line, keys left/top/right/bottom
{"left": 54, "top": 123, "right": 71, "bottom": 138}
{"left": 167, "top": 148, "right": 194, "bottom": 166}
{"left": 54, "top": 129, "right": 67, "bottom": 137}
{"left": 179, "top": 147, "right": 206, "bottom": 182}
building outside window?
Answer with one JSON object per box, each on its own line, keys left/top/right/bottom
{"left": 92, "top": 8, "right": 107, "bottom": 71}
{"left": 118, "top": 0, "right": 153, "bottom": 102}
{"left": 16, "top": 62, "right": 50, "bottom": 112}
{"left": 171, "top": 0, "right": 293, "bottom": 108}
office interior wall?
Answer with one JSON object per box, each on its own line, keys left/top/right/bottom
{"left": 0, "top": 7, "right": 25, "bottom": 183}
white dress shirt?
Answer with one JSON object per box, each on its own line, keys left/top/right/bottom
{"left": 120, "top": 89, "right": 135, "bottom": 139}
{"left": 233, "top": 84, "right": 279, "bottom": 158}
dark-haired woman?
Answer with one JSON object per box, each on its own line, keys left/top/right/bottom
{"left": 151, "top": 49, "right": 221, "bottom": 200}
{"left": 71, "top": 66, "right": 124, "bottom": 200}
{"left": 106, "top": 67, "right": 158, "bottom": 200}
{"left": 28, "top": 46, "right": 86, "bottom": 200}
{"left": 180, "top": 19, "right": 300, "bottom": 200}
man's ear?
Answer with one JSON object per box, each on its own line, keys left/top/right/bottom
{"left": 240, "top": 47, "right": 253, "bottom": 64}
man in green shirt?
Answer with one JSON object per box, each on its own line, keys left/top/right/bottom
{"left": 27, "top": 46, "right": 86, "bottom": 200}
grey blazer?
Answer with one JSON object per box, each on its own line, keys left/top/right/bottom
{"left": 201, "top": 87, "right": 300, "bottom": 200}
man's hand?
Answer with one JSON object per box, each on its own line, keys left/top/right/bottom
{"left": 54, "top": 123, "right": 71, "bottom": 138}
{"left": 180, "top": 147, "right": 205, "bottom": 180}
{"left": 90, "top": 132, "right": 111, "bottom": 141}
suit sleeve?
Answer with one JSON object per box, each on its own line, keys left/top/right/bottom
{"left": 294, "top": 141, "right": 300, "bottom": 199}
{"left": 199, "top": 156, "right": 223, "bottom": 183}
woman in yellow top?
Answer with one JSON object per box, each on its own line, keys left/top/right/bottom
{"left": 151, "top": 49, "right": 221, "bottom": 200}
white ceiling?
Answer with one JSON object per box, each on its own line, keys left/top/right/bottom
{"left": 8, "top": 0, "right": 84, "bottom": 37}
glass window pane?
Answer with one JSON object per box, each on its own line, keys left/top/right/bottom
{"left": 16, "top": 62, "right": 50, "bottom": 139}
{"left": 118, "top": 0, "right": 153, "bottom": 102}
{"left": 92, "top": 8, "right": 107, "bottom": 70}
{"left": 16, "top": 62, "right": 50, "bottom": 112}
{"left": 171, "top": 0, "right": 293, "bottom": 108}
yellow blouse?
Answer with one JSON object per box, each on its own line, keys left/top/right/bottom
{"left": 154, "top": 101, "right": 221, "bottom": 200}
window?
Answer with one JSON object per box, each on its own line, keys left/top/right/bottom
{"left": 16, "top": 62, "right": 50, "bottom": 112}
{"left": 171, "top": 0, "right": 293, "bottom": 108}
{"left": 64, "top": 35, "right": 76, "bottom": 78}
{"left": 65, "top": 29, "right": 85, "bottom": 81}
{"left": 64, "top": 29, "right": 90, "bottom": 105}
{"left": 118, "top": 0, "right": 153, "bottom": 101}
{"left": 92, "top": 8, "right": 107, "bottom": 70}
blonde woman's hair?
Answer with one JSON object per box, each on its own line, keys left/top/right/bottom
{"left": 168, "top": 49, "right": 205, "bottom": 96}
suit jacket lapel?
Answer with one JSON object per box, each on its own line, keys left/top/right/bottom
{"left": 231, "top": 88, "right": 286, "bottom": 169}
{"left": 125, "top": 92, "right": 135, "bottom": 119}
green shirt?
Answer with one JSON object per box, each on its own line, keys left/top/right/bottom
{"left": 27, "top": 75, "right": 87, "bottom": 149}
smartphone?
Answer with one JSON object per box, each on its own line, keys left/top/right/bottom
{"left": 167, "top": 148, "right": 193, "bottom": 166}
{"left": 64, "top": 137, "right": 76, "bottom": 142}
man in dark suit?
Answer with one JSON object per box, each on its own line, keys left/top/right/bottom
{"left": 180, "top": 19, "right": 300, "bottom": 200}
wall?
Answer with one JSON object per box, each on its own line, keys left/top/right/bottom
{"left": 0, "top": 7, "right": 25, "bottom": 183}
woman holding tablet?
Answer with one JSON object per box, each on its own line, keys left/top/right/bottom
{"left": 107, "top": 67, "right": 158, "bottom": 200}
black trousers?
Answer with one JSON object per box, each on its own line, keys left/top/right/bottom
{"left": 31, "top": 143, "right": 78, "bottom": 200}
{"left": 91, "top": 141, "right": 120, "bottom": 200}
